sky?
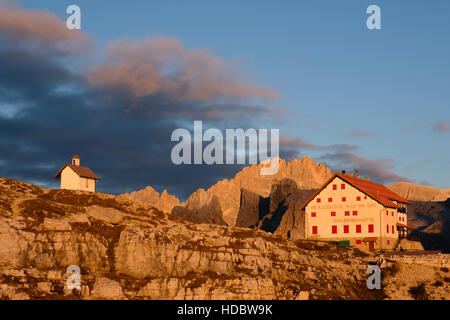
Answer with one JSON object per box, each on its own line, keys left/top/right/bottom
{"left": 0, "top": 0, "right": 449, "bottom": 199}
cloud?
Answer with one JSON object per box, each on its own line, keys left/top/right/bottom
{"left": 0, "top": 3, "right": 284, "bottom": 198}
{"left": 317, "top": 152, "right": 410, "bottom": 184}
{"left": 0, "top": 2, "right": 90, "bottom": 55}
{"left": 280, "top": 135, "right": 359, "bottom": 153}
{"left": 87, "top": 37, "right": 278, "bottom": 104}
{"left": 434, "top": 120, "right": 450, "bottom": 133}
{"left": 346, "top": 130, "right": 375, "bottom": 138}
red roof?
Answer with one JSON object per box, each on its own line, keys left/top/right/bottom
{"left": 397, "top": 222, "right": 417, "bottom": 230}
{"left": 299, "top": 173, "right": 410, "bottom": 211}
{"left": 54, "top": 164, "right": 101, "bottom": 180}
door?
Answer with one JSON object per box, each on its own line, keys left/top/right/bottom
{"left": 369, "top": 241, "right": 375, "bottom": 252}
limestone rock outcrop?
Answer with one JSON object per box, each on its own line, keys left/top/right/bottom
{"left": 118, "top": 186, "right": 180, "bottom": 214}
{"left": 190, "top": 157, "right": 332, "bottom": 226}
{"left": 91, "top": 277, "right": 124, "bottom": 300}
{"left": 387, "top": 182, "right": 450, "bottom": 202}
{"left": 1, "top": 177, "right": 449, "bottom": 300}
{"left": 407, "top": 199, "right": 450, "bottom": 252}
{"left": 236, "top": 179, "right": 316, "bottom": 240}
{"left": 235, "top": 189, "right": 269, "bottom": 228}
{"left": 171, "top": 189, "right": 226, "bottom": 225}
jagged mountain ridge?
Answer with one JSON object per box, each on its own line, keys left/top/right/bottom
{"left": 120, "top": 156, "right": 332, "bottom": 226}
{"left": 387, "top": 182, "right": 450, "bottom": 202}
{"left": 203, "top": 157, "right": 332, "bottom": 226}
{"left": 118, "top": 185, "right": 180, "bottom": 213}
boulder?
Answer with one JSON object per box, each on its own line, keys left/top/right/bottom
{"left": 86, "top": 205, "right": 123, "bottom": 224}
{"left": 91, "top": 277, "right": 124, "bottom": 300}
{"left": 43, "top": 218, "right": 72, "bottom": 231}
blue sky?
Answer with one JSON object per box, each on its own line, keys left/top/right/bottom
{"left": 3, "top": 0, "right": 450, "bottom": 193}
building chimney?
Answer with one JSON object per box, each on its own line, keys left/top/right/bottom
{"left": 356, "top": 174, "right": 361, "bottom": 179}
{"left": 341, "top": 170, "right": 346, "bottom": 175}
{"left": 72, "top": 155, "right": 80, "bottom": 166}
{"left": 349, "top": 172, "right": 353, "bottom": 177}
{"left": 365, "top": 177, "right": 370, "bottom": 181}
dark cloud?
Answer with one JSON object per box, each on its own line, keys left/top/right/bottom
{"left": 317, "top": 152, "right": 410, "bottom": 184}
{"left": 0, "top": 3, "right": 282, "bottom": 200}
{"left": 0, "top": 3, "right": 410, "bottom": 201}
{"left": 280, "top": 135, "right": 359, "bottom": 153}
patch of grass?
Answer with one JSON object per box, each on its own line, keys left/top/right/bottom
{"left": 228, "top": 229, "right": 258, "bottom": 239}
{"left": 384, "top": 262, "right": 401, "bottom": 277}
{"left": 408, "top": 283, "right": 428, "bottom": 300}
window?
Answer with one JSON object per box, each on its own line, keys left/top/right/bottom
{"left": 387, "top": 240, "right": 390, "bottom": 245}
{"left": 356, "top": 240, "right": 362, "bottom": 245}
{"left": 368, "top": 224, "right": 374, "bottom": 233}
{"left": 345, "top": 211, "right": 350, "bottom": 216}
{"left": 328, "top": 197, "right": 333, "bottom": 203}
{"left": 316, "top": 198, "right": 321, "bottom": 203}
{"left": 341, "top": 184, "right": 345, "bottom": 190}
{"left": 312, "top": 226, "right": 318, "bottom": 234}
{"left": 342, "top": 197, "right": 346, "bottom": 202}
{"left": 352, "top": 211, "right": 358, "bottom": 216}
{"left": 356, "top": 225, "right": 362, "bottom": 233}
{"left": 332, "top": 184, "right": 337, "bottom": 190}
{"left": 392, "top": 212, "right": 394, "bottom": 216}
{"left": 311, "top": 212, "right": 316, "bottom": 217}
{"left": 343, "top": 225, "right": 349, "bottom": 233}
{"left": 402, "top": 217, "right": 405, "bottom": 222}
{"left": 85, "top": 179, "right": 88, "bottom": 188}
{"left": 392, "top": 225, "right": 395, "bottom": 234}
{"left": 364, "top": 196, "right": 367, "bottom": 199}
{"left": 332, "top": 226, "right": 337, "bottom": 234}
{"left": 331, "top": 211, "right": 336, "bottom": 217}
{"left": 386, "top": 211, "right": 389, "bottom": 216}
{"left": 386, "top": 225, "right": 389, "bottom": 233}
{"left": 356, "top": 196, "right": 361, "bottom": 201}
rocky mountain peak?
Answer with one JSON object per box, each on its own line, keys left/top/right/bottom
{"left": 387, "top": 182, "right": 450, "bottom": 202}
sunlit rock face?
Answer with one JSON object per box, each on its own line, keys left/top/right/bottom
{"left": 188, "top": 157, "right": 332, "bottom": 226}
{"left": 387, "top": 182, "right": 450, "bottom": 202}
{"left": 0, "top": 178, "right": 449, "bottom": 300}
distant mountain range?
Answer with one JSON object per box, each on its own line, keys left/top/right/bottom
{"left": 120, "top": 157, "right": 450, "bottom": 252}
{"left": 386, "top": 182, "right": 450, "bottom": 202}
{"left": 121, "top": 157, "right": 332, "bottom": 226}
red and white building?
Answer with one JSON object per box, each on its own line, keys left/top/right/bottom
{"left": 300, "top": 172, "right": 421, "bottom": 252}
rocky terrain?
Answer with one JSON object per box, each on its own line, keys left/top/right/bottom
{"left": 407, "top": 199, "right": 450, "bottom": 253}
{"left": 388, "top": 182, "right": 450, "bottom": 202}
{"left": 118, "top": 186, "right": 180, "bottom": 214}
{"left": 122, "top": 157, "right": 331, "bottom": 226}
{"left": 382, "top": 184, "right": 450, "bottom": 253}
{"left": 171, "top": 188, "right": 227, "bottom": 225}
{"left": 118, "top": 157, "right": 450, "bottom": 253}
{"left": 1, "top": 177, "right": 449, "bottom": 300}
{"left": 236, "top": 179, "right": 316, "bottom": 241}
